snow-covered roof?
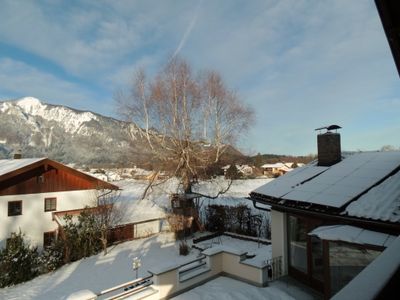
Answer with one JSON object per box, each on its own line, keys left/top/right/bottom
{"left": 261, "top": 163, "right": 292, "bottom": 169}
{"left": 345, "top": 169, "right": 400, "bottom": 222}
{"left": 309, "top": 225, "right": 396, "bottom": 247}
{"left": 253, "top": 151, "right": 400, "bottom": 212}
{"left": 0, "top": 158, "right": 45, "bottom": 176}
{"left": 253, "top": 163, "right": 328, "bottom": 198}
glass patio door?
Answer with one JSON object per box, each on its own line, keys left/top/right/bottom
{"left": 288, "top": 215, "right": 325, "bottom": 293}
{"left": 310, "top": 235, "right": 324, "bottom": 290}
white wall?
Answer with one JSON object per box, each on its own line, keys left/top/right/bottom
{"left": 134, "top": 220, "right": 161, "bottom": 238}
{"left": 0, "top": 190, "right": 96, "bottom": 249}
{"left": 271, "top": 210, "right": 288, "bottom": 273}
{"left": 145, "top": 248, "right": 268, "bottom": 300}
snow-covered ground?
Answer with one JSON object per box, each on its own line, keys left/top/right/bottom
{"left": 0, "top": 231, "right": 317, "bottom": 300}
{"left": 171, "top": 276, "right": 317, "bottom": 300}
{"left": 0, "top": 233, "right": 195, "bottom": 300}
{"left": 112, "top": 178, "right": 273, "bottom": 225}
{"left": 113, "top": 178, "right": 272, "bottom": 223}
{"left": 0, "top": 232, "right": 276, "bottom": 300}
{"left": 195, "top": 234, "right": 271, "bottom": 268}
{"left": 0, "top": 178, "right": 276, "bottom": 299}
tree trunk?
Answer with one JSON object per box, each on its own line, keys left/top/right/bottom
{"left": 182, "top": 169, "right": 192, "bottom": 194}
{"left": 101, "top": 231, "right": 108, "bottom": 255}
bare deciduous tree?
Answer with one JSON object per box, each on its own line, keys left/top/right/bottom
{"left": 92, "top": 188, "right": 123, "bottom": 255}
{"left": 116, "top": 57, "right": 253, "bottom": 197}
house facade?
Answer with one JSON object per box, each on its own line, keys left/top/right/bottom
{"left": 249, "top": 130, "right": 400, "bottom": 298}
{"left": 0, "top": 157, "right": 118, "bottom": 249}
{"left": 261, "top": 163, "right": 293, "bottom": 177}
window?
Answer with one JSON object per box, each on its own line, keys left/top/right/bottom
{"left": 37, "top": 175, "right": 45, "bottom": 184}
{"left": 288, "top": 215, "right": 308, "bottom": 273}
{"left": 44, "top": 197, "right": 57, "bottom": 212}
{"left": 329, "top": 241, "right": 381, "bottom": 296}
{"left": 43, "top": 231, "right": 56, "bottom": 248}
{"left": 8, "top": 201, "right": 22, "bottom": 216}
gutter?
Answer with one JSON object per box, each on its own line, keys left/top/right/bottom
{"left": 249, "top": 196, "right": 400, "bottom": 234}
{"left": 250, "top": 199, "right": 271, "bottom": 212}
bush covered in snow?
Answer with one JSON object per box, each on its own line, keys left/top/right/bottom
{"left": 204, "top": 204, "right": 265, "bottom": 237}
{"left": 0, "top": 231, "right": 40, "bottom": 287}
{"left": 60, "top": 212, "right": 103, "bottom": 263}
{"left": 38, "top": 240, "right": 64, "bottom": 273}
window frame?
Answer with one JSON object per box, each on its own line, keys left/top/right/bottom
{"left": 44, "top": 197, "right": 57, "bottom": 212}
{"left": 8, "top": 200, "right": 22, "bottom": 216}
{"left": 43, "top": 231, "right": 56, "bottom": 248}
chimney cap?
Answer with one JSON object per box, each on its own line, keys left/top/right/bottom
{"left": 315, "top": 124, "right": 342, "bottom": 133}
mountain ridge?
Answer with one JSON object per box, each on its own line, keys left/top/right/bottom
{"left": 0, "top": 97, "right": 150, "bottom": 166}
{"left": 0, "top": 97, "right": 250, "bottom": 168}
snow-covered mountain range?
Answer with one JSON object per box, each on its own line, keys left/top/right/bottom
{"left": 0, "top": 97, "right": 151, "bottom": 165}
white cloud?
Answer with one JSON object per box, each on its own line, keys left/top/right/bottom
{"left": 0, "top": 0, "right": 398, "bottom": 154}
{"left": 0, "top": 58, "right": 98, "bottom": 110}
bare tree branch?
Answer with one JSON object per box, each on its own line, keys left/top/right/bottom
{"left": 115, "top": 56, "right": 253, "bottom": 197}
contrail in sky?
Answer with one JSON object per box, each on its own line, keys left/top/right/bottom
{"left": 173, "top": 0, "right": 203, "bottom": 58}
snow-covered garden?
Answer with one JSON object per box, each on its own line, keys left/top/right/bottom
{"left": 2, "top": 177, "right": 304, "bottom": 299}
{"left": 0, "top": 231, "right": 316, "bottom": 300}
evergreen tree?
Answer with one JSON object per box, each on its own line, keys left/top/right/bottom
{"left": 0, "top": 231, "right": 39, "bottom": 287}
{"left": 225, "top": 164, "right": 242, "bottom": 179}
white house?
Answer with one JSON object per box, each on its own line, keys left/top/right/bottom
{"left": 249, "top": 130, "right": 400, "bottom": 298}
{"left": 0, "top": 157, "right": 118, "bottom": 249}
{"left": 260, "top": 162, "right": 293, "bottom": 177}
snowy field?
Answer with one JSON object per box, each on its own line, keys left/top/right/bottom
{"left": 114, "top": 177, "right": 273, "bottom": 225}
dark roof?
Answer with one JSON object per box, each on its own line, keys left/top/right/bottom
{"left": 375, "top": 0, "right": 400, "bottom": 77}
{"left": 249, "top": 151, "right": 400, "bottom": 227}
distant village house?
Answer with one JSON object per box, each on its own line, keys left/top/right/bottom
{"left": 260, "top": 162, "right": 295, "bottom": 177}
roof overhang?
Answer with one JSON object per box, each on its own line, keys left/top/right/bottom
{"left": 249, "top": 194, "right": 400, "bottom": 234}
{"left": 0, "top": 158, "right": 119, "bottom": 192}
{"left": 375, "top": 0, "right": 400, "bottom": 77}
{"left": 309, "top": 225, "right": 396, "bottom": 248}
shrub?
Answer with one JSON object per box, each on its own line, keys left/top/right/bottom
{"left": 0, "top": 231, "right": 39, "bottom": 287}
{"left": 60, "top": 211, "right": 102, "bottom": 263}
{"left": 225, "top": 165, "right": 242, "bottom": 179}
{"left": 179, "top": 241, "right": 190, "bottom": 256}
{"left": 39, "top": 240, "right": 64, "bottom": 273}
{"left": 204, "top": 204, "right": 266, "bottom": 238}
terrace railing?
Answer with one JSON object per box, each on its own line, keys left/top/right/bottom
{"left": 265, "top": 256, "right": 284, "bottom": 281}
{"left": 96, "top": 275, "right": 155, "bottom": 300}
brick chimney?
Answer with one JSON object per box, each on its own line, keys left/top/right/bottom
{"left": 316, "top": 125, "right": 342, "bottom": 166}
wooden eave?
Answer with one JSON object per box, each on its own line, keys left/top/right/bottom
{"left": 0, "top": 158, "right": 48, "bottom": 183}
{"left": 42, "top": 159, "right": 119, "bottom": 190}
{"left": 375, "top": 0, "right": 400, "bottom": 77}
{"left": 249, "top": 192, "right": 400, "bottom": 234}
{"left": 0, "top": 158, "right": 119, "bottom": 192}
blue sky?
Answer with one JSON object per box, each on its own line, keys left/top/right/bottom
{"left": 0, "top": 0, "right": 399, "bottom": 156}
